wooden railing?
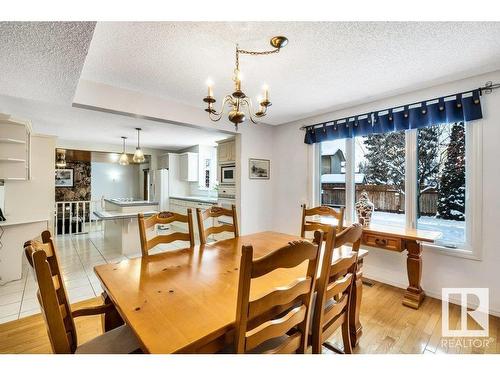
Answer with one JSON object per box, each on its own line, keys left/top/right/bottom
{"left": 54, "top": 200, "right": 102, "bottom": 236}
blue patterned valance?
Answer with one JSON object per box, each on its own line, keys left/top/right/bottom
{"left": 303, "top": 89, "right": 483, "bottom": 144}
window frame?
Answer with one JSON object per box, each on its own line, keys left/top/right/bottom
{"left": 315, "top": 121, "right": 483, "bottom": 260}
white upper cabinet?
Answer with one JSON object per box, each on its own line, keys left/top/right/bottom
{"left": 217, "top": 139, "right": 235, "bottom": 163}
{"left": 0, "top": 114, "right": 31, "bottom": 181}
{"left": 158, "top": 153, "right": 169, "bottom": 169}
{"left": 179, "top": 152, "right": 198, "bottom": 182}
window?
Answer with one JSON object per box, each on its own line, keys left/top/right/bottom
{"left": 317, "top": 121, "right": 481, "bottom": 256}
{"left": 320, "top": 139, "right": 347, "bottom": 209}
{"left": 417, "top": 123, "right": 466, "bottom": 247}
{"left": 354, "top": 131, "right": 406, "bottom": 228}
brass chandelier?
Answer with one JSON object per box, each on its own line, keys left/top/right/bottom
{"left": 203, "top": 36, "right": 288, "bottom": 129}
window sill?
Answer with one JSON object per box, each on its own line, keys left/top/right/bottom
{"left": 422, "top": 242, "right": 482, "bottom": 261}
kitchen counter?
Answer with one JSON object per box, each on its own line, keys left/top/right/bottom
{"left": 0, "top": 217, "right": 48, "bottom": 227}
{"left": 104, "top": 198, "right": 159, "bottom": 207}
{"left": 169, "top": 195, "right": 218, "bottom": 204}
{"left": 100, "top": 199, "right": 160, "bottom": 256}
{"left": 93, "top": 210, "right": 157, "bottom": 220}
{"left": 0, "top": 217, "right": 49, "bottom": 284}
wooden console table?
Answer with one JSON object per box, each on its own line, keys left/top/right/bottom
{"left": 308, "top": 218, "right": 441, "bottom": 309}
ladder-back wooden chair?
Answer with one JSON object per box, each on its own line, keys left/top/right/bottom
{"left": 138, "top": 210, "right": 195, "bottom": 257}
{"left": 310, "top": 223, "right": 362, "bottom": 354}
{"left": 24, "top": 232, "right": 140, "bottom": 354}
{"left": 300, "top": 204, "right": 345, "bottom": 238}
{"left": 232, "top": 231, "right": 323, "bottom": 354}
{"left": 196, "top": 205, "right": 239, "bottom": 245}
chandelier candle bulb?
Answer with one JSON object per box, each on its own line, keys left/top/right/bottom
{"left": 263, "top": 85, "right": 269, "bottom": 101}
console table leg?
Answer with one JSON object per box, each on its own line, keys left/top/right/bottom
{"left": 403, "top": 240, "right": 425, "bottom": 309}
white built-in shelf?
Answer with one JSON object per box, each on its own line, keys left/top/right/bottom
{"left": 0, "top": 138, "right": 26, "bottom": 144}
{"left": 0, "top": 113, "right": 31, "bottom": 180}
{"left": 0, "top": 158, "right": 26, "bottom": 163}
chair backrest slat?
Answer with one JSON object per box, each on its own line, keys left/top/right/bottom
{"left": 322, "top": 293, "right": 348, "bottom": 325}
{"left": 245, "top": 305, "right": 306, "bottom": 352}
{"left": 25, "top": 231, "right": 77, "bottom": 354}
{"left": 248, "top": 277, "right": 311, "bottom": 319}
{"left": 325, "top": 273, "right": 353, "bottom": 301}
{"left": 196, "top": 205, "right": 239, "bottom": 245}
{"left": 234, "top": 231, "right": 322, "bottom": 354}
{"left": 301, "top": 204, "right": 345, "bottom": 238}
{"left": 138, "top": 210, "right": 195, "bottom": 256}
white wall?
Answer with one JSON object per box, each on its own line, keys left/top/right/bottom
{"left": 272, "top": 70, "right": 500, "bottom": 316}
{"left": 3, "top": 134, "right": 56, "bottom": 226}
{"left": 90, "top": 161, "right": 140, "bottom": 201}
{"left": 237, "top": 125, "right": 275, "bottom": 234}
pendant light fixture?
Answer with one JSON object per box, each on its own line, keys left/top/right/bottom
{"left": 55, "top": 149, "right": 67, "bottom": 168}
{"left": 133, "top": 127, "right": 145, "bottom": 163}
{"left": 202, "top": 36, "right": 288, "bottom": 130}
{"left": 118, "top": 136, "right": 129, "bottom": 165}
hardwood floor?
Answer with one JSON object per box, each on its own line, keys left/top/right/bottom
{"left": 0, "top": 281, "right": 499, "bottom": 354}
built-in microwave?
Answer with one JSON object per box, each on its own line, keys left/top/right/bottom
{"left": 220, "top": 164, "right": 235, "bottom": 185}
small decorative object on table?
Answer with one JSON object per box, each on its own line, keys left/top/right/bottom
{"left": 355, "top": 191, "right": 374, "bottom": 227}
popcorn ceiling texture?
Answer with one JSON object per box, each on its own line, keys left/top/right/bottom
{"left": 0, "top": 22, "right": 96, "bottom": 104}
{"left": 81, "top": 22, "right": 500, "bottom": 125}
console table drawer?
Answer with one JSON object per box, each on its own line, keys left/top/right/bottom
{"left": 362, "top": 233, "right": 403, "bottom": 252}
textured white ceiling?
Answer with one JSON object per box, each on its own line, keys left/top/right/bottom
{"left": 0, "top": 22, "right": 96, "bottom": 104}
{"left": 0, "top": 94, "right": 230, "bottom": 150}
{"left": 80, "top": 22, "right": 500, "bottom": 125}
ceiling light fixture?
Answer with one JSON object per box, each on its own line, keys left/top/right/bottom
{"left": 55, "top": 149, "right": 67, "bottom": 168}
{"left": 133, "top": 128, "right": 145, "bottom": 163}
{"left": 119, "top": 136, "right": 129, "bottom": 166}
{"left": 203, "top": 36, "right": 288, "bottom": 130}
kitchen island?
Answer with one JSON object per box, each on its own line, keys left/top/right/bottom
{"left": 95, "top": 199, "right": 159, "bottom": 256}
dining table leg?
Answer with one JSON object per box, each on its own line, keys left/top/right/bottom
{"left": 349, "top": 258, "right": 364, "bottom": 347}
{"left": 101, "top": 291, "right": 124, "bottom": 332}
{"left": 402, "top": 240, "right": 425, "bottom": 309}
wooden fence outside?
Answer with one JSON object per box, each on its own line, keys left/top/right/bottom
{"left": 321, "top": 183, "right": 438, "bottom": 215}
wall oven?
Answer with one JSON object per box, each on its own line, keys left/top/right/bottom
{"left": 220, "top": 164, "right": 235, "bottom": 185}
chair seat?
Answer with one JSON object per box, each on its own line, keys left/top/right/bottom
{"left": 76, "top": 324, "right": 141, "bottom": 354}
{"left": 218, "top": 335, "right": 291, "bottom": 354}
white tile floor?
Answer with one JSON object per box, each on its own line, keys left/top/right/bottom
{"left": 0, "top": 230, "right": 193, "bottom": 323}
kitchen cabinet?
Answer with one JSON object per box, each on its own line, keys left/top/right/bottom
{"left": 179, "top": 152, "right": 198, "bottom": 182}
{"left": 158, "top": 153, "right": 169, "bottom": 169}
{"left": 217, "top": 139, "right": 235, "bottom": 163}
{"left": 169, "top": 197, "right": 215, "bottom": 235}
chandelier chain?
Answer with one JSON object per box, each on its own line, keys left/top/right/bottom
{"left": 237, "top": 48, "right": 280, "bottom": 56}
{"left": 235, "top": 45, "right": 280, "bottom": 71}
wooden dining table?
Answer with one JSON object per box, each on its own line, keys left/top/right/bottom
{"left": 94, "top": 231, "right": 368, "bottom": 353}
